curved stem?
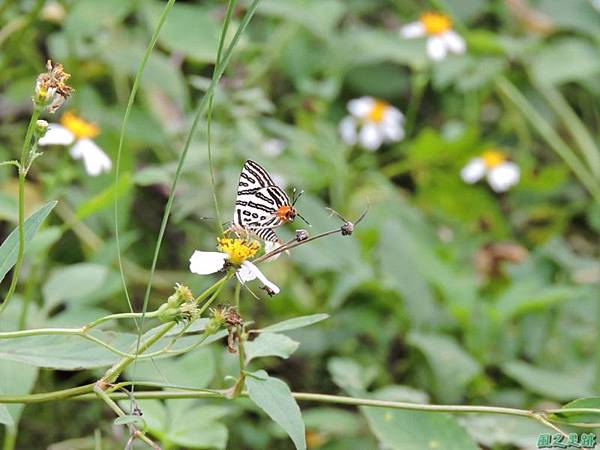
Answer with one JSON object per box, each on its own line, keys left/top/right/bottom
{"left": 0, "top": 106, "right": 42, "bottom": 317}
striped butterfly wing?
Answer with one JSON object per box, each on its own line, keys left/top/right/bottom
{"left": 234, "top": 160, "right": 291, "bottom": 243}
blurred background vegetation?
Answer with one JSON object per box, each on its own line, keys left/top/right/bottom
{"left": 1, "top": 0, "right": 600, "bottom": 448}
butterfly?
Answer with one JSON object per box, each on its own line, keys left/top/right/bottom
{"left": 232, "top": 160, "right": 307, "bottom": 251}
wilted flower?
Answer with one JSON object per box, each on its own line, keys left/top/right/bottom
{"left": 34, "top": 60, "right": 72, "bottom": 113}
{"left": 38, "top": 111, "right": 112, "bottom": 176}
{"left": 400, "top": 11, "right": 466, "bottom": 61}
{"left": 339, "top": 97, "right": 405, "bottom": 150}
{"left": 189, "top": 236, "right": 280, "bottom": 295}
{"left": 461, "top": 150, "right": 520, "bottom": 192}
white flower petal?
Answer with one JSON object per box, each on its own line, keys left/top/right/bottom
{"left": 487, "top": 161, "right": 520, "bottom": 193}
{"left": 358, "top": 123, "right": 384, "bottom": 151}
{"left": 70, "top": 139, "right": 112, "bottom": 176}
{"left": 238, "top": 261, "right": 280, "bottom": 295}
{"left": 442, "top": 30, "right": 466, "bottom": 55}
{"left": 427, "top": 35, "right": 448, "bottom": 61}
{"left": 461, "top": 158, "right": 486, "bottom": 184}
{"left": 381, "top": 121, "right": 405, "bottom": 143}
{"left": 262, "top": 138, "right": 285, "bottom": 157}
{"left": 384, "top": 106, "right": 405, "bottom": 122}
{"left": 347, "top": 97, "right": 375, "bottom": 118}
{"left": 189, "top": 251, "right": 228, "bottom": 275}
{"left": 37, "top": 124, "right": 75, "bottom": 146}
{"left": 400, "top": 21, "right": 426, "bottom": 38}
{"left": 263, "top": 240, "right": 282, "bottom": 261}
{"left": 339, "top": 116, "right": 358, "bottom": 145}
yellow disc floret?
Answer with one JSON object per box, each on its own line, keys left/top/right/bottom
{"left": 367, "top": 100, "right": 389, "bottom": 123}
{"left": 420, "top": 11, "right": 453, "bottom": 35}
{"left": 217, "top": 237, "right": 260, "bottom": 265}
{"left": 481, "top": 150, "right": 507, "bottom": 169}
{"left": 60, "top": 112, "right": 100, "bottom": 139}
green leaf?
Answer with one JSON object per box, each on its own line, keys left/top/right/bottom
{"left": 261, "top": 313, "right": 329, "bottom": 333}
{"left": 0, "top": 359, "right": 38, "bottom": 424}
{"left": 245, "top": 332, "right": 299, "bottom": 363}
{"left": 460, "top": 415, "right": 548, "bottom": 448}
{"left": 550, "top": 397, "right": 600, "bottom": 425}
{"left": 65, "top": 0, "right": 133, "bottom": 37}
{"left": 125, "top": 348, "right": 215, "bottom": 389}
{"left": 327, "top": 357, "right": 376, "bottom": 394}
{"left": 114, "top": 415, "right": 146, "bottom": 428}
{"left": 75, "top": 173, "right": 132, "bottom": 220}
{"left": 0, "top": 333, "right": 130, "bottom": 370}
{"left": 408, "top": 332, "right": 481, "bottom": 403}
{"left": 246, "top": 370, "right": 306, "bottom": 450}
{"left": 139, "top": 1, "right": 221, "bottom": 62}
{"left": 362, "top": 407, "right": 479, "bottom": 450}
{"left": 494, "top": 283, "right": 578, "bottom": 321}
{"left": 529, "top": 38, "right": 600, "bottom": 85}
{"left": 0, "top": 201, "right": 57, "bottom": 285}
{"left": 501, "top": 361, "right": 594, "bottom": 401}
{"left": 0, "top": 404, "right": 13, "bottom": 427}
{"left": 42, "top": 263, "right": 110, "bottom": 310}
{"left": 257, "top": 0, "right": 345, "bottom": 38}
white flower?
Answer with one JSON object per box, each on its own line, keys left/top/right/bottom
{"left": 262, "top": 138, "right": 285, "bottom": 157}
{"left": 461, "top": 150, "right": 520, "bottom": 193}
{"left": 38, "top": 112, "right": 111, "bottom": 176}
{"left": 400, "top": 11, "right": 466, "bottom": 61}
{"left": 189, "top": 237, "right": 280, "bottom": 295}
{"left": 339, "top": 97, "right": 405, "bottom": 151}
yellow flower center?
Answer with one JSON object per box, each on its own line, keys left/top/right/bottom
{"left": 481, "top": 150, "right": 506, "bottom": 169}
{"left": 367, "top": 100, "right": 389, "bottom": 123}
{"left": 60, "top": 112, "right": 100, "bottom": 139}
{"left": 217, "top": 237, "right": 260, "bottom": 265}
{"left": 420, "top": 11, "right": 453, "bottom": 35}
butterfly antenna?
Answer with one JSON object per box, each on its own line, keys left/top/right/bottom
{"left": 292, "top": 189, "right": 304, "bottom": 207}
{"left": 297, "top": 212, "right": 311, "bottom": 227}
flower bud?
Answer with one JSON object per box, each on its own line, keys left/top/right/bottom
{"left": 34, "top": 120, "right": 48, "bottom": 139}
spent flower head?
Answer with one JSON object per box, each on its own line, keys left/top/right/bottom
{"left": 34, "top": 60, "right": 73, "bottom": 113}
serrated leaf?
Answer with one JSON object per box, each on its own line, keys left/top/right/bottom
{"left": 261, "top": 314, "right": 329, "bottom": 333}
{"left": 0, "top": 201, "right": 57, "bottom": 284}
{"left": 246, "top": 370, "right": 306, "bottom": 450}
{"left": 245, "top": 333, "right": 299, "bottom": 363}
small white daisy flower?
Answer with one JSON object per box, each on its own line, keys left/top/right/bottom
{"left": 189, "top": 237, "right": 280, "bottom": 295}
{"left": 38, "top": 111, "right": 112, "bottom": 176}
{"left": 400, "top": 11, "right": 466, "bottom": 62}
{"left": 461, "top": 150, "right": 520, "bottom": 193}
{"left": 261, "top": 138, "right": 285, "bottom": 157}
{"left": 339, "top": 97, "right": 405, "bottom": 151}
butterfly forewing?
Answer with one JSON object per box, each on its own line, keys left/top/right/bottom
{"left": 233, "top": 160, "right": 293, "bottom": 244}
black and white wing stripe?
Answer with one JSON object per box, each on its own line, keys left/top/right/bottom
{"left": 233, "top": 160, "right": 290, "bottom": 243}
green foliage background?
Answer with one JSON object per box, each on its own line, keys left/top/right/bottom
{"left": 0, "top": 0, "right": 599, "bottom": 448}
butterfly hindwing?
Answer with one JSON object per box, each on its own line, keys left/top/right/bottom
{"left": 233, "top": 160, "right": 291, "bottom": 242}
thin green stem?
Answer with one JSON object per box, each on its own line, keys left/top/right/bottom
{"left": 100, "top": 322, "right": 177, "bottom": 385}
{"left": 532, "top": 80, "right": 600, "bottom": 178}
{"left": 404, "top": 70, "right": 428, "bottom": 137}
{"left": 495, "top": 76, "right": 600, "bottom": 202}
{"left": 2, "top": 426, "right": 16, "bottom": 450}
{"left": 0, "top": 106, "right": 42, "bottom": 317}
{"left": 113, "top": 0, "right": 176, "bottom": 336}
{"left": 131, "top": 0, "right": 261, "bottom": 389}
{"left": 206, "top": 0, "right": 237, "bottom": 235}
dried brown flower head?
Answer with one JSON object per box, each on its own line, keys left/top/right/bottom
{"left": 34, "top": 60, "right": 73, "bottom": 113}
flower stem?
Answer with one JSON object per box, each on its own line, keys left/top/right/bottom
{"left": 0, "top": 106, "right": 42, "bottom": 317}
